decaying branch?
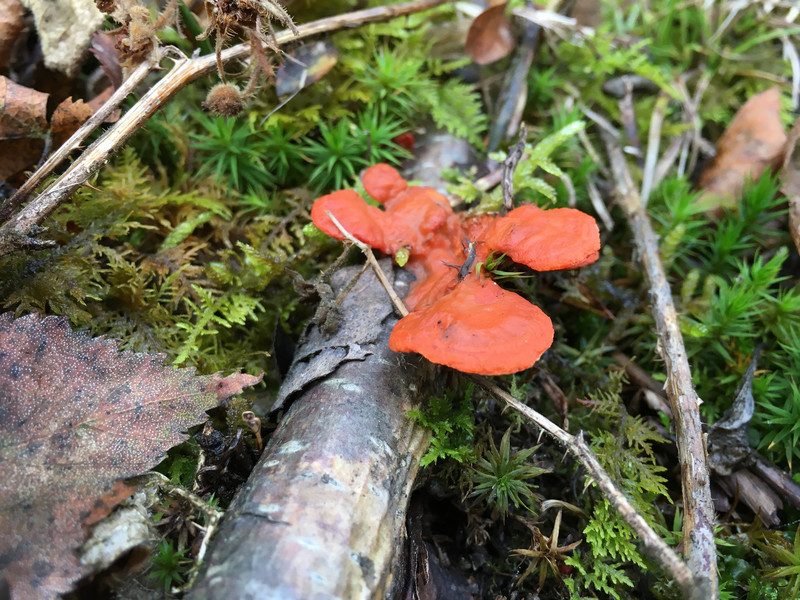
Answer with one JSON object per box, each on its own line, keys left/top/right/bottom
{"left": 190, "top": 263, "right": 431, "bottom": 599}
{"left": 0, "top": 0, "right": 448, "bottom": 257}
{"left": 603, "top": 133, "right": 718, "bottom": 597}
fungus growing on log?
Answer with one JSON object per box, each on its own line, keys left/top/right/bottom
{"left": 481, "top": 204, "right": 601, "bottom": 271}
{"left": 310, "top": 164, "right": 601, "bottom": 375}
{"left": 389, "top": 273, "right": 554, "bottom": 374}
{"left": 363, "top": 162, "right": 408, "bottom": 203}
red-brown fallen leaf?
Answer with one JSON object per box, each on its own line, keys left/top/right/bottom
{"left": 780, "top": 116, "right": 800, "bottom": 255}
{"left": 0, "top": 75, "right": 48, "bottom": 181}
{"left": 50, "top": 97, "right": 94, "bottom": 148}
{"left": 0, "top": 77, "right": 100, "bottom": 181}
{"left": 697, "top": 87, "right": 787, "bottom": 211}
{"left": 0, "top": 0, "right": 25, "bottom": 69}
{"left": 465, "top": 4, "right": 515, "bottom": 65}
{"left": 86, "top": 85, "right": 119, "bottom": 121}
{"left": 0, "top": 313, "right": 262, "bottom": 599}
{"left": 90, "top": 32, "right": 123, "bottom": 91}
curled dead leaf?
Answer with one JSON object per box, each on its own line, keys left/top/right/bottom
{"left": 780, "top": 116, "right": 800, "bottom": 255}
{"left": 466, "top": 4, "right": 515, "bottom": 65}
{"left": 0, "top": 0, "right": 25, "bottom": 68}
{"left": 0, "top": 75, "right": 48, "bottom": 181}
{"left": 0, "top": 77, "right": 100, "bottom": 182}
{"left": 697, "top": 87, "right": 787, "bottom": 211}
{"left": 50, "top": 96, "right": 94, "bottom": 148}
{"left": 90, "top": 32, "right": 123, "bottom": 90}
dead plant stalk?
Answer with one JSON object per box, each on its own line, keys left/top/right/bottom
{"left": 604, "top": 133, "right": 718, "bottom": 598}
{"left": 0, "top": 0, "right": 448, "bottom": 257}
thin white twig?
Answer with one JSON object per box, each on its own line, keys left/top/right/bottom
{"left": 640, "top": 93, "right": 669, "bottom": 207}
{"left": 324, "top": 210, "right": 409, "bottom": 318}
{"left": 468, "top": 375, "right": 706, "bottom": 600}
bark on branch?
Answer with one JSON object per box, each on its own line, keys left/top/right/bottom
{"left": 190, "top": 263, "right": 431, "bottom": 599}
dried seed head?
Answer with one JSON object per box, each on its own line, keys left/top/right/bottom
{"left": 202, "top": 83, "right": 244, "bottom": 117}
{"left": 94, "top": 0, "right": 116, "bottom": 13}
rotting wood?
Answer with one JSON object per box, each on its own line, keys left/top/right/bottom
{"left": 189, "top": 261, "right": 431, "bottom": 600}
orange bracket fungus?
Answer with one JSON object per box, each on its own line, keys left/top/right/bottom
{"left": 310, "top": 164, "right": 601, "bottom": 375}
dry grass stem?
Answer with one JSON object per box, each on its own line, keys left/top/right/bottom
{"left": 323, "top": 210, "right": 409, "bottom": 318}
{"left": 603, "top": 133, "right": 718, "bottom": 598}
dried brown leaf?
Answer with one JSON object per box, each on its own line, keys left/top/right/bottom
{"left": 0, "top": 313, "right": 262, "bottom": 599}
{"left": 466, "top": 4, "right": 515, "bottom": 65}
{"left": 697, "top": 87, "right": 787, "bottom": 211}
{"left": 50, "top": 96, "right": 94, "bottom": 148}
{"left": 0, "top": 75, "right": 48, "bottom": 181}
{"left": 780, "top": 116, "right": 800, "bottom": 255}
{"left": 0, "top": 0, "right": 25, "bottom": 68}
{"left": 90, "top": 32, "right": 123, "bottom": 91}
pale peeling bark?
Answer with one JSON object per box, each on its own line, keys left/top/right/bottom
{"left": 190, "top": 263, "right": 431, "bottom": 600}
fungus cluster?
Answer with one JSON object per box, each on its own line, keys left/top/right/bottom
{"left": 310, "top": 164, "right": 600, "bottom": 375}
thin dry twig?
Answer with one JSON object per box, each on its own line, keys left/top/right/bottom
{"left": 1, "top": 57, "right": 158, "bottom": 221}
{"left": 468, "top": 375, "right": 706, "bottom": 600}
{"left": 501, "top": 123, "right": 527, "bottom": 212}
{"left": 603, "top": 132, "right": 718, "bottom": 598}
{"left": 640, "top": 93, "right": 669, "bottom": 206}
{"left": 0, "top": 0, "right": 448, "bottom": 257}
{"left": 323, "top": 210, "right": 409, "bottom": 318}
{"left": 675, "top": 72, "right": 712, "bottom": 179}
{"left": 586, "top": 179, "right": 614, "bottom": 231}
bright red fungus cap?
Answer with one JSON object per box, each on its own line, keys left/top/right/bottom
{"left": 310, "top": 163, "right": 602, "bottom": 375}
{"left": 363, "top": 164, "right": 408, "bottom": 205}
{"left": 310, "top": 189, "right": 389, "bottom": 250}
{"left": 389, "top": 274, "right": 554, "bottom": 375}
{"left": 483, "top": 205, "right": 601, "bottom": 271}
